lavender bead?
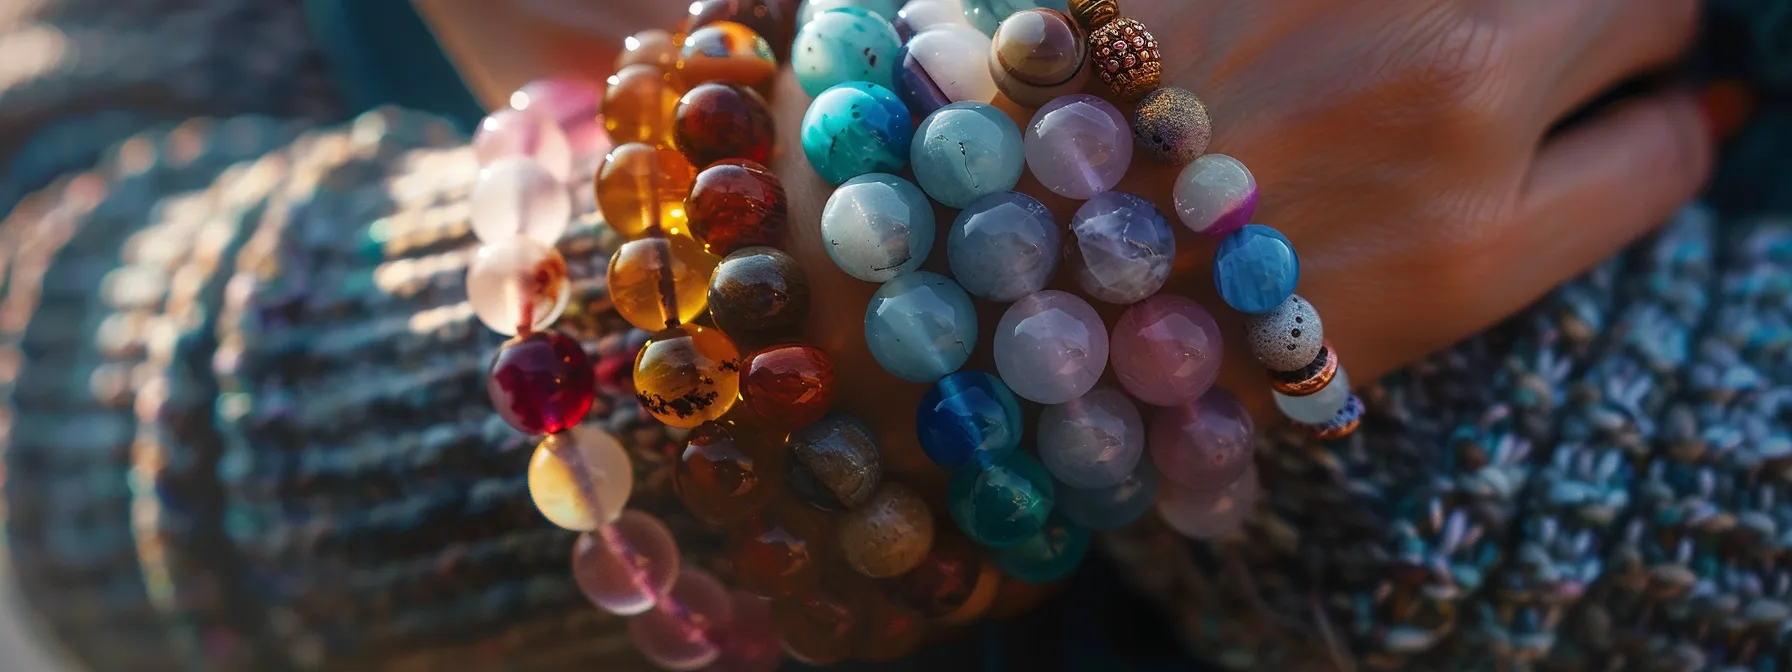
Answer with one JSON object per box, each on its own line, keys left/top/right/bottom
{"left": 1157, "top": 466, "right": 1258, "bottom": 539}
{"left": 1037, "top": 387, "right": 1144, "bottom": 489}
{"left": 1151, "top": 388, "right": 1254, "bottom": 490}
{"left": 1023, "top": 94, "right": 1132, "bottom": 200}
{"left": 474, "top": 107, "right": 574, "bottom": 183}
{"left": 470, "top": 156, "right": 572, "bottom": 245}
{"left": 1173, "top": 153, "right": 1257, "bottom": 236}
{"left": 1066, "top": 191, "right": 1174, "bottom": 305}
{"left": 1110, "top": 294, "right": 1223, "bottom": 407}
{"left": 994, "top": 290, "right": 1109, "bottom": 404}
{"left": 947, "top": 192, "right": 1060, "bottom": 302}
{"left": 1274, "top": 366, "right": 1351, "bottom": 424}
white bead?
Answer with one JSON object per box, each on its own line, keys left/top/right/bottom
{"left": 471, "top": 156, "right": 572, "bottom": 245}
{"left": 1273, "top": 367, "right": 1351, "bottom": 424}
{"left": 474, "top": 107, "right": 574, "bottom": 183}
{"left": 466, "top": 236, "right": 570, "bottom": 336}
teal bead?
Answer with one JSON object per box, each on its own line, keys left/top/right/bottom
{"left": 961, "top": 0, "right": 1068, "bottom": 35}
{"left": 792, "top": 8, "right": 903, "bottom": 97}
{"left": 1213, "top": 224, "right": 1300, "bottom": 314}
{"left": 949, "top": 452, "right": 1055, "bottom": 548}
{"left": 911, "top": 102, "right": 1025, "bottom": 208}
{"left": 797, "top": 0, "right": 902, "bottom": 24}
{"left": 864, "top": 271, "right": 978, "bottom": 382}
{"left": 992, "top": 514, "right": 1090, "bottom": 583}
{"left": 801, "top": 82, "right": 914, "bottom": 185}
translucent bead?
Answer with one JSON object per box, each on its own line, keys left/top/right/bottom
{"left": 1057, "top": 460, "right": 1158, "bottom": 531}
{"left": 635, "top": 324, "right": 742, "bottom": 428}
{"left": 607, "top": 235, "right": 719, "bottom": 332}
{"left": 470, "top": 157, "right": 570, "bottom": 246}
{"left": 948, "top": 451, "right": 1054, "bottom": 548}
{"left": 741, "top": 344, "right": 836, "bottom": 434}
{"left": 688, "top": 162, "right": 788, "bottom": 257}
{"left": 676, "top": 420, "right": 783, "bottom": 525}
{"left": 473, "top": 107, "right": 574, "bottom": 183}
{"left": 894, "top": 0, "right": 972, "bottom": 40}
{"left": 1275, "top": 366, "right": 1351, "bottom": 424}
{"left": 616, "top": 29, "right": 683, "bottom": 72}
{"left": 896, "top": 25, "right": 997, "bottom": 118}
{"left": 681, "top": 22, "right": 778, "bottom": 88}
{"left": 709, "top": 590, "right": 784, "bottom": 672}
{"left": 864, "top": 271, "right": 978, "bottom": 383}
{"left": 889, "top": 529, "right": 988, "bottom": 618}
{"left": 964, "top": 0, "right": 1068, "bottom": 35}
{"left": 1024, "top": 94, "right": 1130, "bottom": 199}
{"left": 786, "top": 412, "right": 884, "bottom": 511}
{"left": 727, "top": 505, "right": 830, "bottom": 598}
{"left": 947, "top": 191, "right": 1059, "bottom": 302}
{"left": 994, "top": 290, "right": 1108, "bottom": 404}
{"left": 511, "top": 77, "right": 610, "bottom": 167}
{"left": 988, "top": 8, "right": 1089, "bottom": 107}
{"left": 710, "top": 248, "right": 810, "bottom": 346}
{"left": 603, "top": 64, "right": 684, "bottom": 148}
{"left": 466, "top": 236, "right": 570, "bottom": 336}
{"left": 674, "top": 83, "right": 776, "bottom": 168}
{"left": 820, "top": 173, "right": 934, "bottom": 282}
{"left": 1037, "top": 386, "right": 1143, "bottom": 489}
{"left": 838, "top": 483, "right": 935, "bottom": 578}
{"left": 487, "top": 330, "right": 594, "bottom": 435}
{"left": 1132, "top": 86, "right": 1212, "bottom": 165}
{"left": 1173, "top": 153, "right": 1258, "bottom": 237}
{"left": 800, "top": 82, "right": 913, "bottom": 185}
{"left": 792, "top": 8, "right": 902, "bottom": 97}
{"left": 689, "top": 1, "right": 796, "bottom": 61}
{"left": 572, "top": 510, "right": 679, "bottom": 615}
{"left": 916, "top": 370, "right": 1023, "bottom": 471}
{"left": 773, "top": 569, "right": 924, "bottom": 663}
{"left": 528, "top": 427, "right": 633, "bottom": 530}
{"left": 1151, "top": 388, "right": 1254, "bottom": 491}
{"left": 797, "top": 0, "right": 901, "bottom": 24}
{"left": 629, "top": 568, "right": 732, "bottom": 671}
{"left": 1158, "top": 466, "right": 1259, "bottom": 539}
{"left": 1066, "top": 190, "right": 1174, "bottom": 305}
{"left": 912, "top": 101, "right": 1024, "bottom": 209}
{"left": 1110, "top": 294, "right": 1223, "bottom": 407}
{"left": 595, "top": 143, "right": 697, "bottom": 239}
{"left": 1213, "top": 224, "right": 1300, "bottom": 314}
{"left": 1246, "top": 295, "right": 1325, "bottom": 372}
{"left": 992, "top": 514, "right": 1089, "bottom": 583}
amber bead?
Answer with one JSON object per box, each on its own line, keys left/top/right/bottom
{"left": 708, "top": 247, "right": 808, "bottom": 343}
{"left": 487, "top": 331, "right": 595, "bottom": 435}
{"left": 888, "top": 528, "right": 983, "bottom": 618}
{"left": 676, "top": 420, "right": 784, "bottom": 525}
{"left": 838, "top": 483, "right": 935, "bottom": 578}
{"left": 740, "top": 344, "right": 834, "bottom": 433}
{"left": 595, "top": 143, "right": 697, "bottom": 239}
{"left": 607, "top": 234, "right": 719, "bottom": 332}
{"left": 687, "top": 162, "right": 787, "bottom": 256}
{"left": 774, "top": 570, "right": 924, "bottom": 664}
{"left": 785, "top": 412, "right": 883, "bottom": 511}
{"left": 604, "top": 64, "right": 684, "bottom": 148}
{"left": 687, "top": 0, "right": 797, "bottom": 61}
{"left": 1089, "top": 17, "right": 1161, "bottom": 100}
{"left": 616, "top": 29, "right": 684, "bottom": 72}
{"left": 674, "top": 84, "right": 777, "bottom": 169}
{"left": 681, "top": 22, "right": 778, "bottom": 88}
{"left": 727, "top": 504, "right": 832, "bottom": 598}
{"left": 635, "top": 324, "right": 743, "bottom": 428}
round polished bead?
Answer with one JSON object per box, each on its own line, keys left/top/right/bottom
{"left": 473, "top": 107, "right": 574, "bottom": 182}
{"left": 1088, "top": 17, "right": 1161, "bottom": 100}
{"left": 608, "top": 235, "right": 719, "bottom": 332}
{"left": 1066, "top": 190, "right": 1174, "bottom": 304}
{"left": 1024, "top": 94, "right": 1132, "bottom": 199}
{"left": 988, "top": 9, "right": 1090, "bottom": 107}
{"left": 965, "top": 0, "right": 1069, "bottom": 35}
{"left": 800, "top": 82, "right": 913, "bottom": 185}
{"left": 682, "top": 22, "right": 778, "bottom": 87}
{"left": 741, "top": 344, "right": 836, "bottom": 433}
{"left": 595, "top": 143, "right": 697, "bottom": 239}
{"left": 773, "top": 570, "right": 922, "bottom": 664}
{"left": 1301, "top": 393, "right": 1364, "bottom": 440}
{"left": 912, "top": 101, "right": 1024, "bottom": 208}
{"left": 1057, "top": 460, "right": 1158, "bottom": 530}
{"left": 466, "top": 237, "right": 570, "bottom": 336}
{"left": 1111, "top": 294, "right": 1224, "bottom": 407}
{"left": 469, "top": 156, "right": 571, "bottom": 246}
{"left": 709, "top": 590, "right": 784, "bottom": 672}
{"left": 688, "top": 0, "right": 796, "bottom": 61}
{"left": 687, "top": 161, "right": 787, "bottom": 256}
{"left": 727, "top": 506, "right": 831, "bottom": 598}
{"left": 487, "top": 331, "right": 594, "bottom": 434}
{"left": 1214, "top": 224, "right": 1300, "bottom": 314}
{"left": 994, "top": 290, "right": 1109, "bottom": 404}
{"left": 676, "top": 420, "right": 784, "bottom": 524}
{"left": 864, "top": 271, "right": 978, "bottom": 382}
{"left": 1158, "top": 467, "right": 1259, "bottom": 539}
{"left": 629, "top": 569, "right": 732, "bottom": 671}
{"left": 949, "top": 451, "right": 1055, "bottom": 547}
{"left": 797, "top": 0, "right": 901, "bottom": 23}
{"left": 1246, "top": 295, "right": 1325, "bottom": 372}
{"left": 603, "top": 64, "right": 684, "bottom": 148}
{"left": 820, "top": 173, "right": 934, "bottom": 282}
{"left": 529, "top": 427, "right": 633, "bottom": 530}
{"left": 894, "top": 0, "right": 971, "bottom": 40}
{"left": 709, "top": 248, "right": 811, "bottom": 344}
{"left": 947, "top": 191, "right": 1059, "bottom": 302}
{"left": 838, "top": 483, "right": 935, "bottom": 578}
{"left": 1151, "top": 388, "right": 1254, "bottom": 491}
{"left": 616, "top": 29, "right": 683, "bottom": 71}
{"left": 992, "top": 514, "right": 1089, "bottom": 583}
{"left": 1173, "top": 153, "right": 1258, "bottom": 237}
{"left": 1133, "top": 87, "right": 1211, "bottom": 165}
{"left": 1037, "top": 386, "right": 1144, "bottom": 489}
{"left": 1275, "top": 366, "right": 1352, "bottom": 424}
{"left": 792, "top": 8, "right": 902, "bottom": 97}
{"left": 511, "top": 77, "right": 610, "bottom": 166}
{"left": 786, "top": 412, "right": 884, "bottom": 511}
{"left": 635, "top": 325, "right": 743, "bottom": 428}
{"left": 889, "top": 529, "right": 985, "bottom": 617}
{"left": 916, "top": 370, "right": 1023, "bottom": 470}
{"left": 896, "top": 26, "right": 997, "bottom": 118}
{"left": 572, "top": 511, "right": 680, "bottom": 615}
{"left": 674, "top": 83, "right": 776, "bottom": 168}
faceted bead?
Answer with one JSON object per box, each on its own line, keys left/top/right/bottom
{"left": 607, "top": 234, "right": 719, "bottom": 332}
{"left": 487, "top": 331, "right": 594, "bottom": 434}
{"left": 595, "top": 142, "right": 697, "bottom": 239}
{"left": 1151, "top": 387, "right": 1254, "bottom": 491}
{"left": 603, "top": 64, "right": 684, "bottom": 148}
{"left": 466, "top": 236, "right": 570, "bottom": 336}
{"left": 786, "top": 412, "right": 884, "bottom": 511}
{"left": 469, "top": 156, "right": 571, "bottom": 246}
{"left": 864, "top": 271, "right": 978, "bottom": 383}
{"left": 1110, "top": 293, "right": 1224, "bottom": 407}
{"left": 511, "top": 77, "right": 610, "bottom": 168}
{"left": 1066, "top": 190, "right": 1175, "bottom": 304}
{"left": 1274, "top": 366, "right": 1351, "bottom": 424}
{"left": 1246, "top": 295, "right": 1326, "bottom": 372}
{"left": 1088, "top": 17, "right": 1161, "bottom": 101}
{"left": 709, "top": 590, "right": 784, "bottom": 672}
{"left": 616, "top": 29, "right": 683, "bottom": 72}
{"left": 1132, "top": 86, "right": 1212, "bottom": 165}
{"left": 473, "top": 107, "right": 574, "bottom": 182}
{"left": 988, "top": 8, "right": 1090, "bottom": 107}
{"left": 820, "top": 173, "right": 934, "bottom": 282}
{"left": 837, "top": 483, "right": 935, "bottom": 578}
{"left": 741, "top": 344, "right": 836, "bottom": 434}
{"left": 1300, "top": 393, "right": 1364, "bottom": 440}
{"left": 1057, "top": 460, "right": 1158, "bottom": 531}
{"left": 688, "top": 162, "right": 788, "bottom": 257}
{"left": 792, "top": 8, "right": 902, "bottom": 97}
{"left": 635, "top": 324, "right": 743, "bottom": 428}
{"left": 676, "top": 420, "right": 784, "bottom": 525}
{"left": 709, "top": 249, "right": 810, "bottom": 346}
{"left": 1037, "top": 386, "right": 1144, "bottom": 489}
{"left": 965, "top": 0, "right": 1070, "bottom": 35}
{"left": 994, "top": 290, "right": 1109, "bottom": 404}
{"left": 528, "top": 427, "right": 633, "bottom": 530}
{"left": 889, "top": 529, "right": 985, "bottom": 618}
{"left": 916, "top": 370, "right": 1023, "bottom": 471}
{"left": 800, "top": 82, "right": 913, "bottom": 185}
{"left": 572, "top": 510, "right": 680, "bottom": 615}
{"left": 1213, "top": 224, "right": 1300, "bottom": 314}
{"left": 948, "top": 451, "right": 1055, "bottom": 547}
{"left": 674, "top": 83, "right": 776, "bottom": 168}
{"left": 947, "top": 191, "right": 1059, "bottom": 302}
{"left": 1024, "top": 94, "right": 1132, "bottom": 199}
{"left": 629, "top": 568, "right": 732, "bottom": 671}
{"left": 797, "top": 0, "right": 902, "bottom": 23}
{"left": 894, "top": 0, "right": 972, "bottom": 40}
{"left": 727, "top": 505, "right": 831, "bottom": 598}
{"left": 681, "top": 22, "right": 778, "bottom": 88}
{"left": 992, "top": 514, "right": 1090, "bottom": 583}
{"left": 1158, "top": 466, "right": 1259, "bottom": 539}
{"left": 912, "top": 101, "right": 1024, "bottom": 208}
{"left": 896, "top": 25, "right": 997, "bottom": 118}
{"left": 1173, "top": 153, "right": 1258, "bottom": 237}
{"left": 689, "top": 0, "right": 797, "bottom": 60}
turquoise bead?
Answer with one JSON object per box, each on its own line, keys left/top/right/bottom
{"left": 800, "top": 82, "right": 913, "bottom": 185}
{"left": 948, "top": 451, "right": 1055, "bottom": 548}
{"left": 797, "top": 0, "right": 902, "bottom": 24}
{"left": 911, "top": 102, "right": 1025, "bottom": 209}
{"left": 864, "top": 271, "right": 978, "bottom": 382}
{"left": 1057, "top": 461, "right": 1158, "bottom": 531}
{"left": 821, "top": 173, "right": 935, "bottom": 282}
{"left": 992, "top": 514, "right": 1090, "bottom": 583}
{"left": 961, "top": 0, "right": 1068, "bottom": 35}
{"left": 792, "top": 8, "right": 902, "bottom": 97}
{"left": 916, "top": 371, "right": 1023, "bottom": 470}
{"left": 1213, "top": 224, "right": 1300, "bottom": 314}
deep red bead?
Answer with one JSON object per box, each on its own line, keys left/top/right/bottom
{"left": 887, "top": 528, "right": 983, "bottom": 618}
{"left": 741, "top": 344, "right": 835, "bottom": 434}
{"left": 686, "top": 0, "right": 798, "bottom": 60}
{"left": 674, "top": 83, "right": 776, "bottom": 168}
{"left": 487, "top": 331, "right": 596, "bottom": 435}
{"left": 687, "top": 160, "right": 788, "bottom": 256}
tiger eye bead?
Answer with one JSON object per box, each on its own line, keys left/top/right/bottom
{"left": 635, "top": 324, "right": 743, "bottom": 428}
{"left": 607, "top": 235, "right": 719, "bottom": 332}
{"left": 728, "top": 504, "right": 832, "bottom": 598}
{"left": 616, "top": 29, "right": 683, "bottom": 72}
{"left": 681, "top": 22, "right": 778, "bottom": 87}
{"left": 674, "top": 84, "right": 776, "bottom": 169}
{"left": 1132, "top": 86, "right": 1212, "bottom": 164}
{"left": 786, "top": 412, "right": 883, "bottom": 511}
{"left": 837, "top": 483, "right": 935, "bottom": 578}
{"left": 528, "top": 427, "right": 633, "bottom": 531}
{"left": 1088, "top": 17, "right": 1161, "bottom": 101}
{"left": 603, "top": 64, "right": 684, "bottom": 147}
{"left": 677, "top": 420, "right": 784, "bottom": 525}
{"left": 687, "top": 162, "right": 787, "bottom": 256}
{"left": 741, "top": 344, "right": 836, "bottom": 433}
{"left": 596, "top": 143, "right": 697, "bottom": 239}
{"left": 989, "top": 9, "right": 1090, "bottom": 108}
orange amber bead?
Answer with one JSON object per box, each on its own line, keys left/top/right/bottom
{"left": 616, "top": 29, "right": 684, "bottom": 72}
{"left": 681, "top": 22, "right": 778, "bottom": 88}
{"left": 740, "top": 344, "right": 834, "bottom": 434}
{"left": 727, "top": 503, "right": 832, "bottom": 598}
{"left": 603, "top": 64, "right": 684, "bottom": 148}
{"left": 595, "top": 143, "right": 697, "bottom": 239}
{"left": 635, "top": 324, "right": 742, "bottom": 428}
{"left": 607, "top": 234, "right": 719, "bottom": 331}
{"left": 676, "top": 420, "right": 783, "bottom": 525}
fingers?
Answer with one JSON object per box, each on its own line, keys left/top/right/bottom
{"left": 1533, "top": 0, "right": 1701, "bottom": 120}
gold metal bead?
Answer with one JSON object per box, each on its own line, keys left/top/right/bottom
{"left": 1270, "top": 343, "right": 1340, "bottom": 397}
{"left": 1089, "top": 17, "right": 1161, "bottom": 101}
{"left": 1067, "top": 0, "right": 1120, "bottom": 31}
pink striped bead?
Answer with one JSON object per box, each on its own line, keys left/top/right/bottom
{"left": 571, "top": 510, "right": 679, "bottom": 615}
{"left": 511, "top": 77, "right": 612, "bottom": 168}
{"left": 629, "top": 568, "right": 732, "bottom": 671}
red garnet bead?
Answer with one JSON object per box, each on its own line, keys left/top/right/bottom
{"left": 674, "top": 83, "right": 776, "bottom": 168}
{"left": 686, "top": 160, "right": 788, "bottom": 256}
{"left": 741, "top": 344, "right": 836, "bottom": 433}
{"left": 487, "top": 331, "right": 596, "bottom": 435}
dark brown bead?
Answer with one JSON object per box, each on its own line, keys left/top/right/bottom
{"left": 837, "top": 483, "right": 935, "bottom": 578}
{"left": 785, "top": 412, "right": 883, "bottom": 511}
{"left": 1067, "top": 0, "right": 1120, "bottom": 30}
{"left": 707, "top": 246, "right": 808, "bottom": 343}
{"left": 887, "top": 528, "right": 984, "bottom": 618}
{"left": 726, "top": 502, "right": 832, "bottom": 598}
{"left": 673, "top": 84, "right": 776, "bottom": 169}
{"left": 687, "top": 160, "right": 788, "bottom": 256}
{"left": 675, "top": 420, "right": 783, "bottom": 524}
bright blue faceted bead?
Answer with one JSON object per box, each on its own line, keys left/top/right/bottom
{"left": 993, "top": 514, "right": 1090, "bottom": 583}
{"left": 793, "top": 8, "right": 903, "bottom": 96}
{"left": 1213, "top": 224, "right": 1300, "bottom": 314}
{"left": 1056, "top": 461, "right": 1159, "bottom": 531}
{"left": 916, "top": 371, "right": 1024, "bottom": 470}
{"left": 949, "top": 451, "right": 1055, "bottom": 548}
{"left": 865, "top": 271, "right": 978, "bottom": 382}
{"left": 911, "top": 102, "right": 1025, "bottom": 209}
{"left": 801, "top": 82, "right": 914, "bottom": 185}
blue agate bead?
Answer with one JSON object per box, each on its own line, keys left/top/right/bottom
{"left": 916, "top": 371, "right": 1023, "bottom": 470}
{"left": 821, "top": 173, "right": 934, "bottom": 282}
{"left": 1057, "top": 461, "right": 1158, "bottom": 531}
{"left": 911, "top": 102, "right": 1025, "bottom": 208}
{"left": 1213, "top": 224, "right": 1300, "bottom": 314}
{"left": 793, "top": 8, "right": 902, "bottom": 97}
{"left": 948, "top": 451, "right": 1055, "bottom": 548}
{"left": 946, "top": 191, "right": 1059, "bottom": 302}
{"left": 992, "top": 514, "right": 1090, "bottom": 583}
{"left": 864, "top": 271, "right": 978, "bottom": 382}
{"left": 800, "top": 82, "right": 914, "bottom": 185}
{"left": 961, "top": 0, "right": 1068, "bottom": 35}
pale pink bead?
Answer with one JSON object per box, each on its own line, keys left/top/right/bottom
{"left": 708, "top": 590, "right": 783, "bottom": 672}
{"left": 1023, "top": 94, "right": 1132, "bottom": 200}
{"left": 629, "top": 568, "right": 733, "bottom": 671}
{"left": 466, "top": 237, "right": 571, "bottom": 336}
{"left": 470, "top": 156, "right": 572, "bottom": 245}
{"left": 474, "top": 107, "right": 574, "bottom": 183}
{"left": 1157, "top": 466, "right": 1258, "bottom": 539}
{"left": 511, "top": 77, "right": 611, "bottom": 167}
{"left": 1110, "top": 294, "right": 1223, "bottom": 407}
{"left": 1151, "top": 388, "right": 1255, "bottom": 491}
{"left": 571, "top": 511, "right": 680, "bottom": 615}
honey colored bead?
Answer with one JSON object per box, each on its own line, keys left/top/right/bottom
{"left": 688, "top": 161, "right": 787, "bottom": 256}
{"left": 528, "top": 427, "right": 634, "bottom": 531}
{"left": 604, "top": 64, "right": 684, "bottom": 148}
{"left": 682, "top": 22, "right": 778, "bottom": 87}
{"left": 786, "top": 412, "right": 883, "bottom": 511}
{"left": 890, "top": 529, "right": 985, "bottom": 618}
{"left": 741, "top": 344, "right": 836, "bottom": 433}
{"left": 607, "top": 234, "right": 719, "bottom": 331}
{"left": 635, "top": 324, "right": 743, "bottom": 428}
{"left": 1088, "top": 17, "right": 1161, "bottom": 100}
{"left": 595, "top": 143, "right": 697, "bottom": 239}
{"left": 989, "top": 9, "right": 1090, "bottom": 108}
{"left": 727, "top": 505, "right": 832, "bottom": 598}
{"left": 1132, "top": 86, "right": 1212, "bottom": 165}
{"left": 616, "top": 29, "right": 683, "bottom": 72}
{"left": 674, "top": 83, "right": 776, "bottom": 169}
{"left": 837, "top": 483, "right": 935, "bottom": 578}
{"left": 676, "top": 420, "right": 784, "bottom": 524}
{"left": 572, "top": 511, "right": 680, "bottom": 615}
{"left": 466, "top": 236, "right": 570, "bottom": 336}
{"left": 688, "top": 0, "right": 796, "bottom": 61}
{"left": 710, "top": 248, "right": 810, "bottom": 344}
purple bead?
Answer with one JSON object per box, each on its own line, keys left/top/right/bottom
{"left": 629, "top": 568, "right": 732, "bottom": 670}
{"left": 895, "top": 25, "right": 997, "bottom": 118}
{"left": 572, "top": 510, "right": 680, "bottom": 615}
{"left": 1150, "top": 388, "right": 1254, "bottom": 491}
{"left": 1066, "top": 191, "right": 1175, "bottom": 305}
{"left": 1173, "top": 153, "right": 1257, "bottom": 237}
{"left": 473, "top": 107, "right": 573, "bottom": 183}
{"left": 993, "top": 290, "right": 1109, "bottom": 404}
{"left": 1157, "top": 466, "right": 1258, "bottom": 539}
{"left": 1023, "top": 94, "right": 1132, "bottom": 200}
{"left": 1109, "top": 294, "right": 1223, "bottom": 407}
{"left": 1037, "top": 386, "right": 1144, "bottom": 489}
{"left": 511, "top": 77, "right": 612, "bottom": 169}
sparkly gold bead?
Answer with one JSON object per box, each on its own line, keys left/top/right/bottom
{"left": 1067, "top": 0, "right": 1120, "bottom": 31}
{"left": 1089, "top": 17, "right": 1161, "bottom": 101}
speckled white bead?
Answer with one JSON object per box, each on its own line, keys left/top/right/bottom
{"left": 1245, "top": 295, "right": 1325, "bottom": 372}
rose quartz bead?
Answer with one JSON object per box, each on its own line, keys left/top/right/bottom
{"left": 470, "top": 157, "right": 571, "bottom": 246}
{"left": 473, "top": 107, "right": 574, "bottom": 183}
{"left": 630, "top": 569, "right": 733, "bottom": 671}
{"left": 572, "top": 510, "right": 680, "bottom": 615}
{"left": 993, "top": 290, "right": 1109, "bottom": 404}
{"left": 709, "top": 590, "right": 783, "bottom": 672}
{"left": 1110, "top": 294, "right": 1223, "bottom": 407}
{"left": 1157, "top": 466, "right": 1259, "bottom": 539}
{"left": 1151, "top": 388, "right": 1255, "bottom": 491}
{"left": 511, "top": 77, "right": 611, "bottom": 168}
{"left": 1173, "top": 153, "right": 1258, "bottom": 237}
{"left": 466, "top": 237, "right": 570, "bottom": 336}
{"left": 1023, "top": 94, "right": 1132, "bottom": 200}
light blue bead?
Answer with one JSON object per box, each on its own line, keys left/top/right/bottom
{"left": 992, "top": 514, "right": 1090, "bottom": 583}
{"left": 916, "top": 371, "right": 1023, "bottom": 470}
{"left": 947, "top": 191, "right": 1059, "bottom": 302}
{"left": 961, "top": 0, "right": 1068, "bottom": 35}
{"left": 1213, "top": 224, "right": 1300, "bottom": 314}
{"left": 801, "top": 82, "right": 913, "bottom": 185}
{"left": 792, "top": 8, "right": 903, "bottom": 97}
{"left": 1057, "top": 461, "right": 1159, "bottom": 531}
{"left": 798, "top": 0, "right": 902, "bottom": 24}
{"left": 949, "top": 451, "right": 1055, "bottom": 548}
{"left": 865, "top": 271, "right": 978, "bottom": 382}
{"left": 911, "top": 102, "right": 1025, "bottom": 209}
{"left": 821, "top": 173, "right": 934, "bottom": 282}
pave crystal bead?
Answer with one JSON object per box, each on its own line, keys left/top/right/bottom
{"left": 1213, "top": 224, "right": 1300, "bottom": 314}
{"left": 487, "top": 330, "right": 594, "bottom": 435}
{"left": 466, "top": 236, "right": 571, "bottom": 336}
{"left": 1270, "top": 343, "right": 1339, "bottom": 397}
{"left": 916, "top": 370, "right": 1024, "bottom": 470}
{"left": 572, "top": 510, "right": 680, "bottom": 615}
{"left": 529, "top": 427, "right": 634, "bottom": 530}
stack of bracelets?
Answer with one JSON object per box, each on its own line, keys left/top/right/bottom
{"left": 458, "top": 0, "right": 1364, "bottom": 668}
